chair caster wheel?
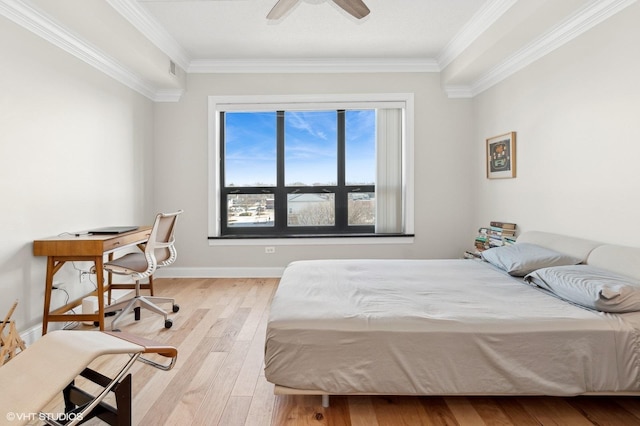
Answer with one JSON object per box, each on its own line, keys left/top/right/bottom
{"left": 172, "top": 304, "right": 180, "bottom": 313}
{"left": 112, "top": 329, "right": 121, "bottom": 332}
{"left": 164, "top": 319, "right": 173, "bottom": 329}
{"left": 94, "top": 321, "right": 100, "bottom": 327}
{"left": 134, "top": 307, "right": 141, "bottom": 321}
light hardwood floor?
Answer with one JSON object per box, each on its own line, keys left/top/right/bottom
{"left": 39, "top": 278, "right": 640, "bottom": 425}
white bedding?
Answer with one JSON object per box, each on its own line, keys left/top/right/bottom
{"left": 265, "top": 258, "right": 640, "bottom": 395}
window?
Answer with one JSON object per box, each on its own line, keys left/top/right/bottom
{"left": 209, "top": 94, "right": 414, "bottom": 239}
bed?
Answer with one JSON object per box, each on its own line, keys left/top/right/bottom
{"left": 264, "top": 231, "right": 640, "bottom": 405}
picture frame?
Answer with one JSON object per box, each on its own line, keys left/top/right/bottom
{"left": 486, "top": 131, "right": 516, "bottom": 179}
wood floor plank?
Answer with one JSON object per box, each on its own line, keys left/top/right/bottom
{"left": 323, "top": 396, "right": 351, "bottom": 426}
{"left": 419, "top": 396, "right": 459, "bottom": 426}
{"left": 372, "top": 396, "right": 432, "bottom": 426}
{"left": 195, "top": 278, "right": 235, "bottom": 309}
{"left": 244, "top": 375, "right": 276, "bottom": 426}
{"left": 348, "top": 396, "right": 379, "bottom": 426}
{"left": 566, "top": 396, "right": 640, "bottom": 426}
{"left": 210, "top": 307, "right": 251, "bottom": 353}
{"left": 272, "top": 394, "right": 330, "bottom": 425}
{"left": 616, "top": 397, "right": 640, "bottom": 420}
{"left": 492, "top": 398, "right": 539, "bottom": 426}
{"left": 232, "top": 302, "right": 272, "bottom": 397}
{"left": 136, "top": 335, "right": 218, "bottom": 425}
{"left": 127, "top": 307, "right": 212, "bottom": 395}
{"left": 519, "top": 396, "right": 594, "bottom": 426}
{"left": 218, "top": 396, "right": 253, "bottom": 426}
{"left": 444, "top": 397, "right": 486, "bottom": 426}
{"left": 163, "top": 351, "right": 228, "bottom": 425}
{"left": 236, "top": 279, "right": 277, "bottom": 341}
{"left": 471, "top": 397, "right": 517, "bottom": 425}
{"left": 218, "top": 279, "right": 250, "bottom": 318}
{"left": 191, "top": 340, "right": 252, "bottom": 426}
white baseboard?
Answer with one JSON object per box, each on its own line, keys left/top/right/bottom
{"left": 21, "top": 324, "right": 49, "bottom": 346}
{"left": 153, "top": 266, "right": 285, "bottom": 278}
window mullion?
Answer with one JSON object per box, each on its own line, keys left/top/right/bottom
{"left": 335, "top": 110, "right": 347, "bottom": 231}
{"left": 275, "top": 111, "right": 287, "bottom": 232}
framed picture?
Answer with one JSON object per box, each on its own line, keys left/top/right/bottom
{"left": 486, "top": 132, "right": 516, "bottom": 179}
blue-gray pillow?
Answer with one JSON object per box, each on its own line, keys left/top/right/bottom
{"left": 525, "top": 265, "right": 640, "bottom": 313}
{"left": 481, "top": 243, "right": 581, "bottom": 276}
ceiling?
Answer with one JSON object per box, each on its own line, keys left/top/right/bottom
{"left": 2, "top": 0, "right": 633, "bottom": 100}
{"left": 135, "top": 0, "right": 487, "bottom": 61}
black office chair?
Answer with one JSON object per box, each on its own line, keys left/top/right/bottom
{"left": 103, "top": 210, "right": 183, "bottom": 331}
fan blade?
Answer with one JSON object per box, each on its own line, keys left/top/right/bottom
{"left": 267, "top": 0, "right": 299, "bottom": 20}
{"left": 331, "top": 0, "right": 370, "bottom": 19}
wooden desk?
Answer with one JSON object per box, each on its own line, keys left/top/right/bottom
{"left": 33, "top": 227, "right": 152, "bottom": 335}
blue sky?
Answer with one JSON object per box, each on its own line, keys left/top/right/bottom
{"left": 224, "top": 110, "right": 375, "bottom": 187}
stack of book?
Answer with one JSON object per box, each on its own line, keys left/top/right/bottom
{"left": 473, "top": 221, "right": 517, "bottom": 252}
{"left": 488, "top": 221, "right": 516, "bottom": 247}
{"left": 474, "top": 227, "right": 489, "bottom": 251}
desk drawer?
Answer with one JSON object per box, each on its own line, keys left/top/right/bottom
{"left": 103, "top": 230, "right": 151, "bottom": 253}
{"left": 34, "top": 227, "right": 152, "bottom": 257}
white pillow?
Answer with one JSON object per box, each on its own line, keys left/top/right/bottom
{"left": 525, "top": 265, "right": 640, "bottom": 313}
{"left": 481, "top": 243, "right": 581, "bottom": 276}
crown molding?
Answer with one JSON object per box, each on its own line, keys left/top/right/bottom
{"left": 443, "top": 86, "right": 474, "bottom": 99}
{"left": 0, "top": 0, "right": 181, "bottom": 102}
{"left": 153, "top": 89, "right": 185, "bottom": 102}
{"left": 188, "top": 57, "right": 440, "bottom": 74}
{"left": 444, "top": 0, "right": 637, "bottom": 98}
{"left": 467, "top": 0, "right": 637, "bottom": 97}
{"left": 105, "top": 0, "right": 191, "bottom": 71}
{"left": 436, "top": 0, "right": 518, "bottom": 70}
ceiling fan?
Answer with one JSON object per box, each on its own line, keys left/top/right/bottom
{"left": 267, "top": 0, "right": 370, "bottom": 20}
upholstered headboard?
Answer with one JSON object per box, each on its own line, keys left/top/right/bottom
{"left": 517, "top": 231, "right": 640, "bottom": 281}
{"left": 516, "top": 231, "right": 601, "bottom": 263}
{"left": 587, "top": 245, "right": 640, "bottom": 281}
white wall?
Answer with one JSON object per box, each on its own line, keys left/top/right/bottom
{"left": 472, "top": 1, "right": 640, "bottom": 246}
{"left": 153, "top": 72, "right": 476, "bottom": 273}
{"left": 0, "top": 17, "right": 155, "bottom": 331}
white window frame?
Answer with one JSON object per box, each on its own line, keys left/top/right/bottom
{"left": 208, "top": 93, "right": 415, "bottom": 245}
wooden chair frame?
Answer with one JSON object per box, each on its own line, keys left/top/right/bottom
{"left": 0, "top": 300, "right": 26, "bottom": 365}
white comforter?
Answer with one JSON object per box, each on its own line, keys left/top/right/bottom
{"left": 264, "top": 259, "right": 640, "bottom": 395}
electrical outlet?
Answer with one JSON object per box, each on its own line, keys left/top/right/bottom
{"left": 79, "top": 271, "right": 91, "bottom": 282}
{"left": 265, "top": 246, "right": 276, "bottom": 254}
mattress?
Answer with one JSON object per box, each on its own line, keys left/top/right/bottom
{"left": 264, "top": 259, "right": 640, "bottom": 395}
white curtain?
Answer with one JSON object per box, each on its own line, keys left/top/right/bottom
{"left": 375, "top": 109, "right": 403, "bottom": 234}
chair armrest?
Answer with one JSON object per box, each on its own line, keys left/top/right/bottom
{"left": 104, "top": 331, "right": 178, "bottom": 370}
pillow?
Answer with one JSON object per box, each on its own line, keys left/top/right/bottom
{"left": 480, "top": 242, "right": 581, "bottom": 276}
{"left": 525, "top": 265, "right": 640, "bottom": 313}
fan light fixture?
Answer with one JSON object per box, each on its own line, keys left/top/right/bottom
{"left": 267, "top": 0, "right": 370, "bottom": 20}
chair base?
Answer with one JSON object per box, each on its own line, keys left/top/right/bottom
{"left": 109, "top": 274, "right": 155, "bottom": 299}
{"left": 105, "top": 295, "right": 175, "bottom": 331}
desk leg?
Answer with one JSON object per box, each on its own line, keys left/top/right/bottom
{"left": 95, "top": 256, "right": 105, "bottom": 331}
{"left": 107, "top": 253, "right": 114, "bottom": 303}
{"left": 42, "top": 256, "right": 55, "bottom": 335}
